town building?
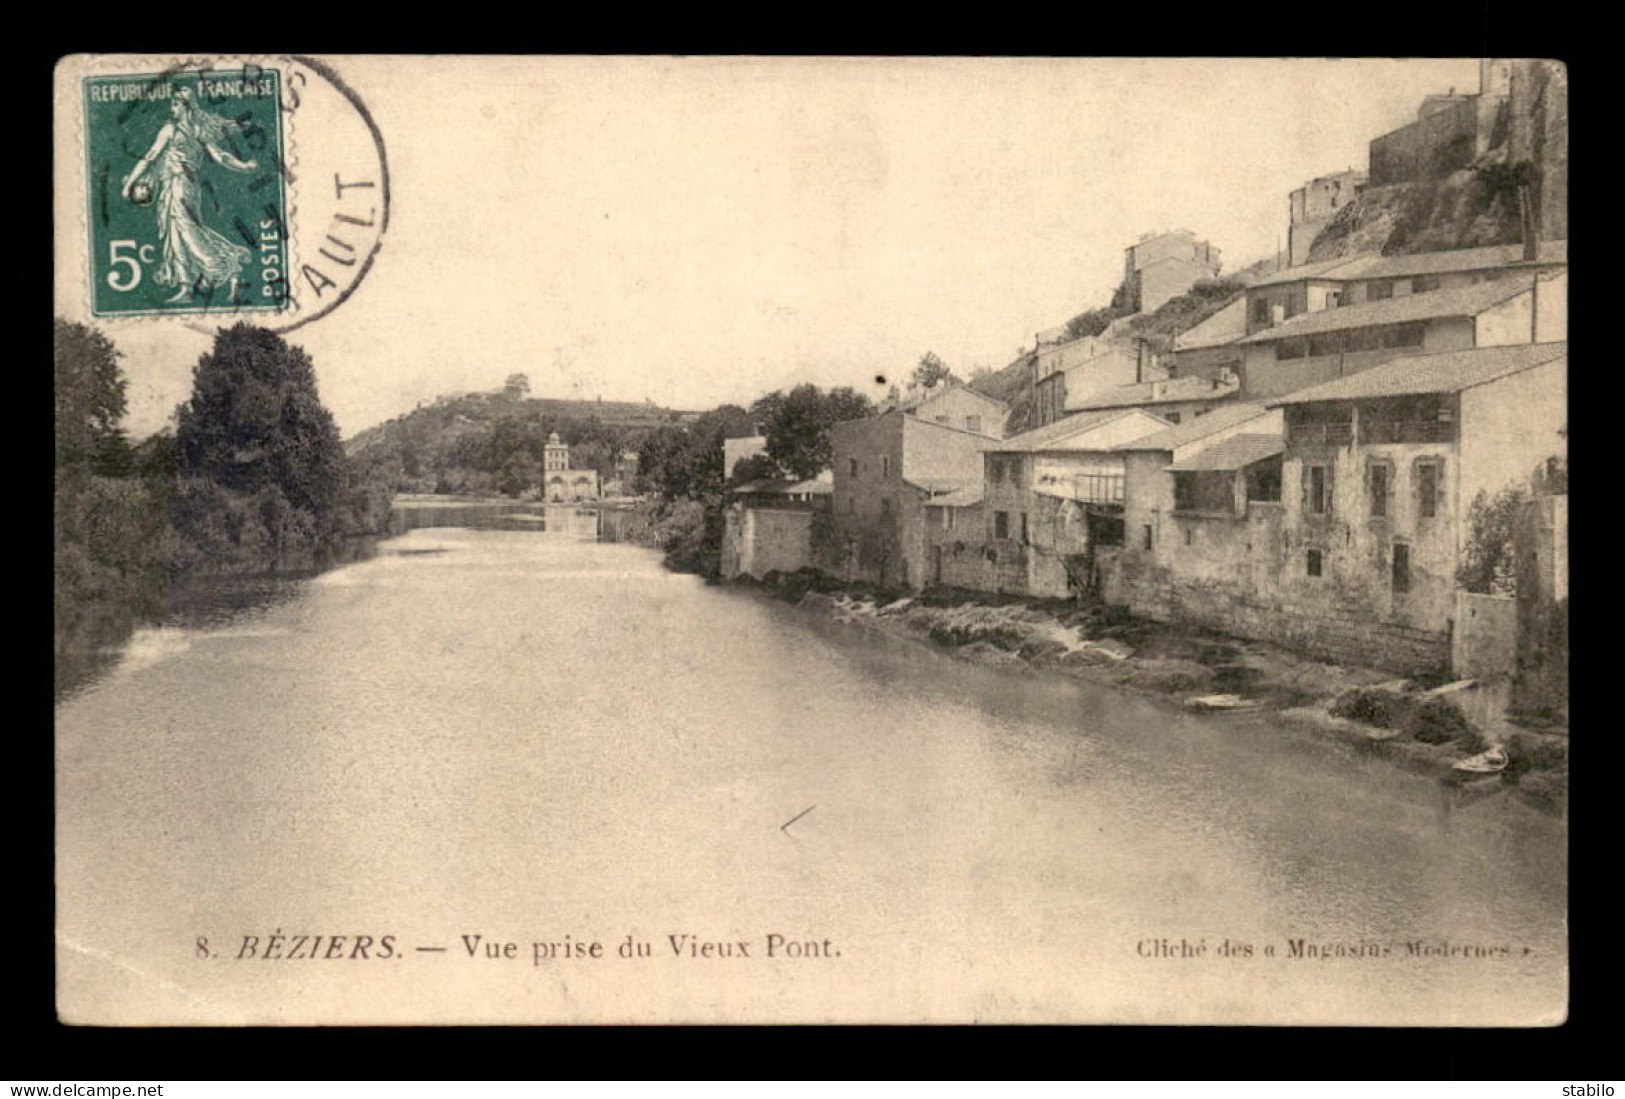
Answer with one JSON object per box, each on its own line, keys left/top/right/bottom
{"left": 828, "top": 409, "right": 1000, "bottom": 590}
{"left": 972, "top": 408, "right": 1173, "bottom": 598}
{"left": 1104, "top": 401, "right": 1286, "bottom": 624}
{"left": 1031, "top": 333, "right": 1162, "bottom": 429}
{"left": 1232, "top": 264, "right": 1566, "bottom": 400}
{"left": 1066, "top": 373, "right": 1241, "bottom": 426}
{"left": 1169, "top": 297, "right": 1248, "bottom": 382}
{"left": 1124, "top": 230, "right": 1222, "bottom": 314}
{"left": 541, "top": 433, "right": 601, "bottom": 501}
{"left": 1104, "top": 343, "right": 1565, "bottom": 676}
{"left": 1368, "top": 59, "right": 1515, "bottom": 186}
{"left": 720, "top": 471, "right": 833, "bottom": 581}
{"left": 1288, "top": 170, "right": 1367, "bottom": 267}
{"left": 882, "top": 381, "right": 1008, "bottom": 437}
{"left": 1262, "top": 341, "right": 1568, "bottom": 673}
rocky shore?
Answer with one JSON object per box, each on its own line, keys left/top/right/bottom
{"left": 738, "top": 569, "right": 1568, "bottom": 818}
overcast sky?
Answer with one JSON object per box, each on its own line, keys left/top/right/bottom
{"left": 77, "top": 56, "right": 1482, "bottom": 438}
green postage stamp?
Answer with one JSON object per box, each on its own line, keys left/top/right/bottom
{"left": 83, "top": 67, "right": 289, "bottom": 317}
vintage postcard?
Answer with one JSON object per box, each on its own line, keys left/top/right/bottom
{"left": 53, "top": 55, "right": 1568, "bottom": 1026}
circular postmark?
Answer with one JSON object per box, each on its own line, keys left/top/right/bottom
{"left": 70, "top": 53, "right": 389, "bottom": 334}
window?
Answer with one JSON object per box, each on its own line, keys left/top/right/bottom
{"left": 1369, "top": 462, "right": 1391, "bottom": 518}
{"left": 990, "top": 458, "right": 1004, "bottom": 484}
{"left": 849, "top": 457, "right": 858, "bottom": 478}
{"left": 945, "top": 508, "right": 956, "bottom": 532}
{"left": 880, "top": 496, "right": 892, "bottom": 518}
{"left": 1392, "top": 543, "right": 1411, "bottom": 592}
{"left": 1184, "top": 528, "right": 1194, "bottom": 546}
{"left": 1368, "top": 280, "right": 1395, "bottom": 301}
{"left": 965, "top": 415, "right": 982, "bottom": 433}
{"left": 1411, "top": 275, "right": 1441, "bottom": 293}
{"left": 1309, "top": 332, "right": 1344, "bottom": 357}
{"left": 994, "top": 511, "right": 1009, "bottom": 539}
{"left": 1165, "top": 412, "right": 1182, "bottom": 424}
{"left": 1020, "top": 512, "right": 1029, "bottom": 543}
{"left": 1143, "top": 524, "right": 1153, "bottom": 550}
{"left": 1307, "top": 548, "right": 1323, "bottom": 577}
{"left": 934, "top": 415, "right": 949, "bottom": 424}
{"left": 1345, "top": 327, "right": 1380, "bottom": 352}
{"left": 1252, "top": 297, "right": 1272, "bottom": 325}
{"left": 1009, "top": 458, "right": 1024, "bottom": 485}
{"left": 1416, "top": 461, "right": 1442, "bottom": 518}
{"left": 881, "top": 455, "right": 890, "bottom": 479}
{"left": 1385, "top": 322, "right": 1425, "bottom": 348}
{"left": 1277, "top": 339, "right": 1307, "bottom": 361}
{"left": 1307, "top": 464, "right": 1331, "bottom": 515}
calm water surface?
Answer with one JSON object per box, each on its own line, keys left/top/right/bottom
{"left": 56, "top": 523, "right": 1566, "bottom": 1024}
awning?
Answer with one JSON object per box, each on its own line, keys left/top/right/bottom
{"left": 1166, "top": 433, "right": 1284, "bottom": 472}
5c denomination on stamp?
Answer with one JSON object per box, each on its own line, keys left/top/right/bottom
{"left": 84, "top": 67, "right": 290, "bottom": 318}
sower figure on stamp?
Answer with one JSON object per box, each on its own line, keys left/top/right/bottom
{"left": 121, "top": 86, "right": 258, "bottom": 303}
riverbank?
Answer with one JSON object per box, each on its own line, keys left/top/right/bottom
{"left": 735, "top": 568, "right": 1568, "bottom": 819}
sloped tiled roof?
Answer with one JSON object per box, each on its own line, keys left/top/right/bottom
{"left": 925, "top": 483, "right": 984, "bottom": 508}
{"left": 1069, "top": 374, "right": 1240, "bottom": 411}
{"left": 1235, "top": 278, "right": 1535, "bottom": 345}
{"left": 1249, "top": 253, "right": 1382, "bottom": 287}
{"left": 1267, "top": 342, "right": 1567, "bottom": 406}
{"left": 731, "top": 470, "right": 834, "bottom": 495}
{"left": 1354, "top": 239, "right": 1567, "bottom": 281}
{"left": 1112, "top": 401, "right": 1273, "bottom": 453}
{"left": 1167, "top": 433, "right": 1284, "bottom": 472}
{"left": 989, "top": 409, "right": 1157, "bottom": 453}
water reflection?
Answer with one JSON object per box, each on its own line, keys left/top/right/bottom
{"left": 55, "top": 529, "right": 1566, "bottom": 1025}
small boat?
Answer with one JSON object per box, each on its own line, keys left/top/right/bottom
{"left": 1453, "top": 745, "right": 1509, "bottom": 773}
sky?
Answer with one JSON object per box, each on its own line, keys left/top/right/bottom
{"left": 63, "top": 56, "right": 1482, "bottom": 438}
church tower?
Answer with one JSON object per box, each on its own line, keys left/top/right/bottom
{"left": 544, "top": 432, "right": 569, "bottom": 472}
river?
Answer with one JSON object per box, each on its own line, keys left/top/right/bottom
{"left": 55, "top": 518, "right": 1567, "bottom": 1025}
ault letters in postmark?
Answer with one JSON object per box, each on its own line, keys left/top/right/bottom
{"left": 84, "top": 67, "right": 290, "bottom": 318}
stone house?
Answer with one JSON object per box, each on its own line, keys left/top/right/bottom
{"left": 977, "top": 408, "right": 1173, "bottom": 598}
{"left": 1233, "top": 269, "right": 1565, "bottom": 401}
{"left": 720, "top": 472, "right": 832, "bottom": 581}
{"left": 1106, "top": 402, "right": 1286, "bottom": 620}
{"left": 885, "top": 381, "right": 1008, "bottom": 437}
{"left": 1170, "top": 297, "right": 1249, "bottom": 383}
{"left": 1031, "top": 334, "right": 1161, "bottom": 429}
{"left": 1288, "top": 169, "right": 1367, "bottom": 267}
{"left": 1257, "top": 341, "right": 1567, "bottom": 673}
{"left": 1123, "top": 230, "right": 1222, "bottom": 313}
{"left": 541, "top": 433, "right": 601, "bottom": 501}
{"left": 828, "top": 410, "right": 1000, "bottom": 590}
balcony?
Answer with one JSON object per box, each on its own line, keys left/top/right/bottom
{"left": 1285, "top": 421, "right": 1353, "bottom": 446}
{"left": 1359, "top": 420, "right": 1457, "bottom": 444}
{"left": 1035, "top": 472, "right": 1125, "bottom": 505}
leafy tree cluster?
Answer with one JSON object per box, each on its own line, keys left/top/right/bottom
{"left": 55, "top": 320, "right": 396, "bottom": 650}
{"left": 1457, "top": 486, "right": 1529, "bottom": 596}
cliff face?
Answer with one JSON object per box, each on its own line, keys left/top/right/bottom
{"left": 1307, "top": 60, "right": 1567, "bottom": 262}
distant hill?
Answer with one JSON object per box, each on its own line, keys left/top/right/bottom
{"left": 345, "top": 389, "right": 692, "bottom": 497}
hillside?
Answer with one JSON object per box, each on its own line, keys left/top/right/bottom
{"left": 345, "top": 389, "right": 689, "bottom": 497}
{"left": 1308, "top": 60, "right": 1567, "bottom": 262}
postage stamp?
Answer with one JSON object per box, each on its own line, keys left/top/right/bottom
{"left": 83, "top": 67, "right": 291, "bottom": 318}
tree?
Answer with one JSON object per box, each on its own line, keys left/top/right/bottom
{"left": 55, "top": 318, "right": 131, "bottom": 475}
{"left": 503, "top": 373, "right": 531, "bottom": 399}
{"left": 764, "top": 384, "right": 874, "bottom": 480}
{"left": 175, "top": 324, "right": 349, "bottom": 530}
{"left": 728, "top": 453, "right": 782, "bottom": 487}
{"left": 911, "top": 351, "right": 956, "bottom": 390}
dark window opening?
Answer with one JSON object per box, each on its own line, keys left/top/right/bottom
{"left": 1368, "top": 280, "right": 1395, "bottom": 301}
{"left": 1370, "top": 463, "right": 1390, "bottom": 517}
{"left": 1392, "top": 543, "right": 1411, "bottom": 592}
{"left": 1184, "top": 528, "right": 1194, "bottom": 546}
{"left": 1412, "top": 275, "right": 1441, "bottom": 293}
{"left": 1165, "top": 412, "right": 1182, "bottom": 424}
{"left": 994, "top": 511, "right": 1009, "bottom": 539}
{"left": 1245, "top": 457, "right": 1283, "bottom": 502}
{"left": 1020, "top": 512, "right": 1029, "bottom": 543}
{"left": 1307, "top": 548, "right": 1323, "bottom": 577}
{"left": 1417, "top": 461, "right": 1441, "bottom": 518}
{"left": 1277, "top": 339, "right": 1308, "bottom": 361}
{"left": 1307, "top": 465, "right": 1331, "bottom": 515}
{"left": 1143, "top": 524, "right": 1153, "bottom": 550}
{"left": 849, "top": 457, "right": 858, "bottom": 477}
